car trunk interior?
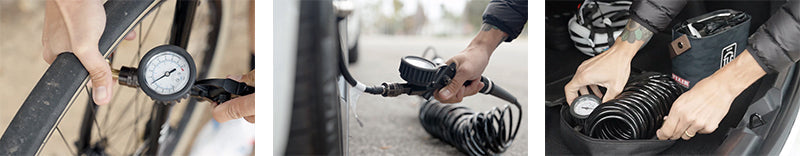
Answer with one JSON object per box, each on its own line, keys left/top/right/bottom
{"left": 545, "top": 0, "right": 795, "bottom": 154}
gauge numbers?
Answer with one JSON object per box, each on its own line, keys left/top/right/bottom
{"left": 143, "top": 51, "right": 191, "bottom": 95}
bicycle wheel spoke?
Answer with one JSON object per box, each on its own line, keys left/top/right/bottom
{"left": 55, "top": 127, "right": 76, "bottom": 156}
{"left": 141, "top": 6, "right": 163, "bottom": 47}
{"left": 101, "top": 86, "right": 126, "bottom": 127}
{"left": 83, "top": 84, "right": 106, "bottom": 141}
{"left": 104, "top": 91, "right": 141, "bottom": 135}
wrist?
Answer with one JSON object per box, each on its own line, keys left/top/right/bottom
{"left": 604, "top": 45, "right": 637, "bottom": 62}
{"left": 703, "top": 49, "right": 766, "bottom": 96}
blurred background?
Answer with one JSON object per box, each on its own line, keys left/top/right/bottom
{"left": 356, "top": 0, "right": 527, "bottom": 37}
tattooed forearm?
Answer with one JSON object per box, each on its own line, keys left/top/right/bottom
{"left": 481, "top": 23, "right": 495, "bottom": 32}
{"left": 480, "top": 23, "right": 508, "bottom": 47}
{"left": 619, "top": 20, "right": 654, "bottom": 46}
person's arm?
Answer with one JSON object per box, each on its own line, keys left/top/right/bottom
{"left": 434, "top": 24, "right": 507, "bottom": 103}
{"left": 434, "top": 0, "right": 527, "bottom": 103}
{"left": 564, "top": 20, "right": 654, "bottom": 103}
{"left": 747, "top": 0, "right": 800, "bottom": 74}
{"left": 657, "top": 0, "right": 800, "bottom": 140}
{"left": 564, "top": 0, "right": 687, "bottom": 104}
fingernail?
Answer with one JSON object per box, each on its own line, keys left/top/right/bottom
{"left": 227, "top": 75, "right": 243, "bottom": 81}
{"left": 94, "top": 86, "right": 107, "bottom": 101}
{"left": 440, "top": 89, "right": 452, "bottom": 98}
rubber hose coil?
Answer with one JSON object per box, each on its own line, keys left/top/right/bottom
{"left": 419, "top": 99, "right": 522, "bottom": 155}
{"left": 582, "top": 73, "right": 686, "bottom": 140}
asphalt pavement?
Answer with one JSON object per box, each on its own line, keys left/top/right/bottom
{"left": 346, "top": 35, "right": 528, "bottom": 155}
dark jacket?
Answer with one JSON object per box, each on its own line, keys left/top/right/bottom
{"left": 631, "top": 0, "right": 800, "bottom": 73}
{"left": 483, "top": 0, "right": 528, "bottom": 42}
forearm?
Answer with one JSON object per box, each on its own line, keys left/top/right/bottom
{"left": 704, "top": 50, "right": 766, "bottom": 97}
{"left": 465, "top": 23, "right": 508, "bottom": 57}
{"left": 606, "top": 19, "right": 654, "bottom": 59}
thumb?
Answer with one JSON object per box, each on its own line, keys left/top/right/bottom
{"left": 213, "top": 94, "right": 256, "bottom": 123}
{"left": 227, "top": 70, "right": 256, "bottom": 86}
{"left": 601, "top": 86, "right": 622, "bottom": 103}
{"left": 75, "top": 48, "right": 113, "bottom": 105}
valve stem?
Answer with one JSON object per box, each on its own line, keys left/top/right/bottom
{"left": 115, "top": 66, "right": 139, "bottom": 88}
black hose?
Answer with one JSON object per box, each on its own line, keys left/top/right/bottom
{"left": 582, "top": 73, "right": 686, "bottom": 140}
{"left": 419, "top": 98, "right": 522, "bottom": 155}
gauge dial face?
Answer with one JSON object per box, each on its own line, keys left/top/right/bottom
{"left": 572, "top": 95, "right": 600, "bottom": 117}
{"left": 142, "top": 51, "right": 191, "bottom": 95}
{"left": 405, "top": 57, "right": 436, "bottom": 69}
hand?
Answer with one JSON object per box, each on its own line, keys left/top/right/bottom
{"left": 657, "top": 50, "right": 765, "bottom": 140}
{"left": 42, "top": 0, "right": 136, "bottom": 105}
{"left": 433, "top": 50, "right": 487, "bottom": 103}
{"left": 434, "top": 23, "right": 507, "bottom": 103}
{"left": 564, "top": 19, "right": 654, "bottom": 105}
{"left": 212, "top": 70, "right": 256, "bottom": 123}
{"left": 564, "top": 45, "right": 636, "bottom": 104}
{"left": 656, "top": 78, "right": 733, "bottom": 140}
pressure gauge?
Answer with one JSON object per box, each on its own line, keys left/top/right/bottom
{"left": 398, "top": 56, "right": 440, "bottom": 86}
{"left": 570, "top": 94, "right": 601, "bottom": 119}
{"left": 137, "top": 45, "right": 197, "bottom": 102}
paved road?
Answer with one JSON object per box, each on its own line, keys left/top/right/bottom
{"left": 346, "top": 35, "right": 528, "bottom": 155}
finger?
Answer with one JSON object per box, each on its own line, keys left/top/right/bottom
{"left": 42, "top": 49, "right": 56, "bottom": 64}
{"left": 698, "top": 124, "right": 718, "bottom": 134}
{"left": 579, "top": 86, "right": 589, "bottom": 96}
{"left": 564, "top": 81, "right": 581, "bottom": 105}
{"left": 244, "top": 115, "right": 255, "bottom": 123}
{"left": 124, "top": 30, "right": 136, "bottom": 40}
{"left": 697, "top": 114, "right": 721, "bottom": 134}
{"left": 601, "top": 86, "right": 622, "bottom": 103}
{"left": 463, "top": 78, "right": 484, "bottom": 97}
{"left": 437, "top": 78, "right": 464, "bottom": 103}
{"left": 658, "top": 116, "right": 679, "bottom": 140}
{"left": 590, "top": 85, "right": 603, "bottom": 98}
{"left": 670, "top": 117, "right": 691, "bottom": 140}
{"left": 227, "top": 74, "right": 243, "bottom": 82}
{"left": 682, "top": 121, "right": 703, "bottom": 140}
{"left": 213, "top": 94, "right": 256, "bottom": 123}
{"left": 74, "top": 48, "right": 113, "bottom": 105}
{"left": 241, "top": 69, "right": 255, "bottom": 86}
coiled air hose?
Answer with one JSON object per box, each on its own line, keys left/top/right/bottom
{"left": 418, "top": 77, "right": 523, "bottom": 156}
{"left": 339, "top": 45, "right": 523, "bottom": 155}
{"left": 578, "top": 73, "right": 686, "bottom": 140}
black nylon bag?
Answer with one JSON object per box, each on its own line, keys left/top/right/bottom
{"left": 670, "top": 9, "right": 751, "bottom": 89}
{"left": 558, "top": 106, "right": 675, "bottom": 155}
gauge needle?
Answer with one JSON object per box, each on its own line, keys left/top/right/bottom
{"left": 152, "top": 68, "right": 177, "bottom": 84}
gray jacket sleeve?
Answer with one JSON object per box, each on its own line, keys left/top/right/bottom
{"left": 747, "top": 0, "right": 800, "bottom": 73}
{"left": 629, "top": 0, "right": 687, "bottom": 32}
{"left": 482, "top": 0, "right": 527, "bottom": 42}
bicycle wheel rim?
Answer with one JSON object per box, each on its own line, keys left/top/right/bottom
{"left": 35, "top": 0, "right": 223, "bottom": 155}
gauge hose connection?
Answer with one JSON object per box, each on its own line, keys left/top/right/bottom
{"left": 114, "top": 66, "right": 140, "bottom": 88}
{"left": 571, "top": 72, "right": 686, "bottom": 140}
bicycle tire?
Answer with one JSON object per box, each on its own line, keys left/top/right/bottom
{"left": 284, "top": 0, "right": 345, "bottom": 155}
{"left": 0, "top": 0, "right": 225, "bottom": 155}
{"left": 0, "top": 1, "right": 161, "bottom": 155}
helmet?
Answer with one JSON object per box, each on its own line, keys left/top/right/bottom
{"left": 568, "top": 0, "right": 632, "bottom": 56}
